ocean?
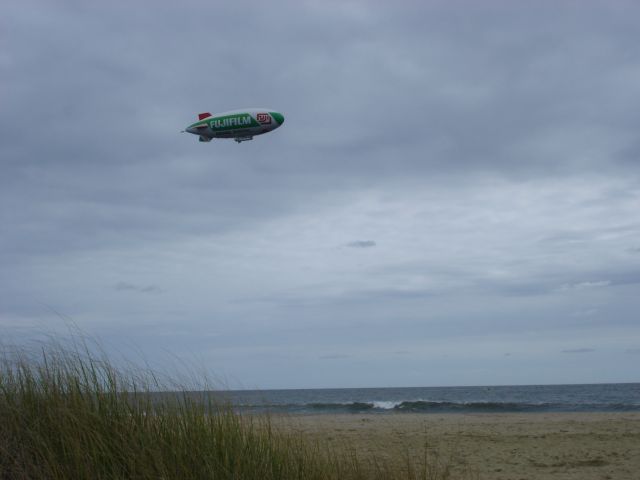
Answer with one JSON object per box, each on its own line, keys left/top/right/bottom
{"left": 209, "top": 383, "right": 640, "bottom": 415}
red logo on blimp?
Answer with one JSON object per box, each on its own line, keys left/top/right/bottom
{"left": 256, "top": 113, "right": 272, "bottom": 124}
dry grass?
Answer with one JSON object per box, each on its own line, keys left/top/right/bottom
{"left": 0, "top": 336, "right": 465, "bottom": 479}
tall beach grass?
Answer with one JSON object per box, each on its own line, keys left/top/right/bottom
{"left": 0, "top": 336, "right": 461, "bottom": 479}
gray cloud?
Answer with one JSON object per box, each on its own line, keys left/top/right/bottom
{"left": 114, "top": 282, "right": 163, "bottom": 294}
{"left": 319, "top": 354, "right": 351, "bottom": 360}
{"left": 559, "top": 281, "right": 611, "bottom": 291}
{"left": 562, "top": 348, "right": 596, "bottom": 354}
{"left": 2, "top": 1, "right": 640, "bottom": 388}
{"left": 346, "top": 240, "right": 376, "bottom": 248}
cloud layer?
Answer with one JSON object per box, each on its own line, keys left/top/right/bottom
{"left": 1, "top": 1, "right": 639, "bottom": 388}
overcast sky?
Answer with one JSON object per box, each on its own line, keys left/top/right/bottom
{"left": 2, "top": 1, "right": 639, "bottom": 389}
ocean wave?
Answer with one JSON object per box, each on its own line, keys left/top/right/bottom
{"left": 372, "top": 400, "right": 402, "bottom": 410}
{"left": 307, "top": 402, "right": 376, "bottom": 411}
{"left": 235, "top": 400, "right": 640, "bottom": 414}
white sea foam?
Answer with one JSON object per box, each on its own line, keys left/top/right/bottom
{"left": 372, "top": 401, "right": 402, "bottom": 410}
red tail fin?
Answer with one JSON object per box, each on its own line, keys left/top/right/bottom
{"left": 198, "top": 112, "right": 212, "bottom": 120}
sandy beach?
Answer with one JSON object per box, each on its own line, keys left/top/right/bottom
{"left": 273, "top": 412, "right": 640, "bottom": 479}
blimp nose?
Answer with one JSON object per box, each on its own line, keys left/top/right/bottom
{"left": 271, "top": 112, "right": 284, "bottom": 126}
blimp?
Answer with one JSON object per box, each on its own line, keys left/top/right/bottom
{"left": 184, "top": 109, "right": 285, "bottom": 143}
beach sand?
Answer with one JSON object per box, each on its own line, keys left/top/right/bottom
{"left": 273, "top": 412, "right": 640, "bottom": 479}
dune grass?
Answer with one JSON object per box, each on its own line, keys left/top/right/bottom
{"left": 0, "top": 337, "right": 460, "bottom": 479}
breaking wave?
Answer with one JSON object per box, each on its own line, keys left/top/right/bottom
{"left": 235, "top": 400, "right": 640, "bottom": 414}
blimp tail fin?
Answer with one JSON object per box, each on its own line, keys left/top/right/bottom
{"left": 198, "top": 112, "right": 212, "bottom": 120}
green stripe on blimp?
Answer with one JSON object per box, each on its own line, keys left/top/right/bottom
{"left": 270, "top": 112, "right": 284, "bottom": 125}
